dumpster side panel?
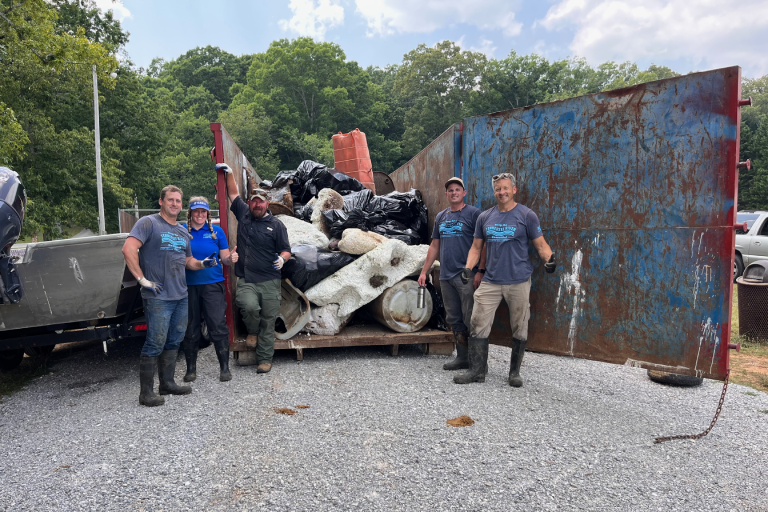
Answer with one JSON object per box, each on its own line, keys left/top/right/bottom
{"left": 462, "top": 67, "right": 741, "bottom": 380}
{"left": 391, "top": 124, "right": 458, "bottom": 235}
{"left": 210, "top": 123, "right": 261, "bottom": 344}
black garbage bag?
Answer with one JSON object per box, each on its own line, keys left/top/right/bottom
{"left": 425, "top": 280, "right": 449, "bottom": 331}
{"left": 272, "top": 160, "right": 366, "bottom": 205}
{"left": 295, "top": 202, "right": 314, "bottom": 222}
{"left": 341, "top": 188, "right": 374, "bottom": 211}
{"left": 371, "top": 220, "right": 422, "bottom": 245}
{"left": 281, "top": 244, "right": 358, "bottom": 292}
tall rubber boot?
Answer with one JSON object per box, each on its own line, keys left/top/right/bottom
{"left": 215, "top": 343, "right": 232, "bottom": 382}
{"left": 443, "top": 331, "right": 469, "bottom": 371}
{"left": 158, "top": 350, "right": 192, "bottom": 396}
{"left": 182, "top": 337, "right": 198, "bottom": 382}
{"left": 453, "top": 337, "right": 489, "bottom": 384}
{"left": 139, "top": 356, "right": 164, "bottom": 407}
{"left": 508, "top": 338, "right": 527, "bottom": 388}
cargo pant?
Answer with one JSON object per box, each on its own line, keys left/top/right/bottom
{"left": 469, "top": 278, "right": 531, "bottom": 340}
{"left": 235, "top": 278, "right": 281, "bottom": 364}
{"left": 440, "top": 273, "right": 476, "bottom": 333}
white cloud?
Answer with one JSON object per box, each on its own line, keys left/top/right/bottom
{"left": 278, "top": 0, "right": 345, "bottom": 41}
{"left": 538, "top": 0, "right": 768, "bottom": 76}
{"left": 355, "top": 0, "right": 522, "bottom": 38}
{"left": 93, "top": 0, "right": 131, "bottom": 21}
{"left": 470, "top": 38, "right": 498, "bottom": 58}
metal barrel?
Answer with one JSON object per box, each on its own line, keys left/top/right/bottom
{"left": 365, "top": 279, "right": 432, "bottom": 333}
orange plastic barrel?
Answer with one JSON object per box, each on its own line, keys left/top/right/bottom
{"left": 332, "top": 129, "right": 376, "bottom": 193}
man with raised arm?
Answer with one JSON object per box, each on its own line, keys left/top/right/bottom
{"left": 453, "top": 173, "right": 556, "bottom": 388}
{"left": 216, "top": 163, "right": 291, "bottom": 374}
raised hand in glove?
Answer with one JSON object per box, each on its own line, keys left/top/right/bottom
{"left": 273, "top": 254, "right": 285, "bottom": 270}
{"left": 459, "top": 267, "right": 473, "bottom": 284}
{"left": 544, "top": 254, "right": 556, "bottom": 273}
{"left": 201, "top": 252, "right": 219, "bottom": 268}
{"left": 138, "top": 277, "right": 163, "bottom": 295}
{"left": 215, "top": 163, "right": 233, "bottom": 174}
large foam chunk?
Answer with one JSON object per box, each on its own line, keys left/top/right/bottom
{"left": 304, "top": 239, "right": 430, "bottom": 317}
{"left": 277, "top": 214, "right": 329, "bottom": 250}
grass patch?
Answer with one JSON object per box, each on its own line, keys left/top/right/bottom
{"left": 759, "top": 410, "right": 768, "bottom": 414}
{"left": 0, "top": 357, "right": 51, "bottom": 402}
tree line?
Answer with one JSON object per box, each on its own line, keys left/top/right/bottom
{"left": 1, "top": 0, "right": 766, "bottom": 239}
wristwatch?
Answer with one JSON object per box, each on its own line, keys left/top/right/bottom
{"left": 478, "top": 269, "right": 486, "bottom": 274}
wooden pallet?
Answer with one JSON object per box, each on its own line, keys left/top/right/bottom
{"left": 233, "top": 324, "right": 454, "bottom": 363}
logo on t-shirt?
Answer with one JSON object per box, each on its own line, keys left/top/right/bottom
{"left": 439, "top": 220, "right": 465, "bottom": 238}
{"left": 486, "top": 224, "right": 516, "bottom": 241}
{"left": 160, "top": 232, "right": 188, "bottom": 252}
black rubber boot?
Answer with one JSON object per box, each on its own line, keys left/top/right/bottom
{"left": 139, "top": 356, "right": 164, "bottom": 407}
{"left": 453, "top": 337, "right": 489, "bottom": 384}
{"left": 443, "top": 331, "right": 469, "bottom": 371}
{"left": 215, "top": 343, "right": 232, "bottom": 382}
{"left": 158, "top": 350, "right": 192, "bottom": 396}
{"left": 182, "top": 338, "right": 198, "bottom": 382}
{"left": 508, "top": 338, "right": 527, "bottom": 388}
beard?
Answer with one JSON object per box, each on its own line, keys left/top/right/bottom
{"left": 250, "top": 207, "right": 267, "bottom": 219}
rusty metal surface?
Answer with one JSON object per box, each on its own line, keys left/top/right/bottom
{"left": 373, "top": 171, "right": 395, "bottom": 195}
{"left": 461, "top": 67, "right": 742, "bottom": 380}
{"left": 210, "top": 123, "right": 261, "bottom": 345}
{"left": 365, "top": 279, "right": 432, "bottom": 333}
{"left": 391, "top": 123, "right": 459, "bottom": 235}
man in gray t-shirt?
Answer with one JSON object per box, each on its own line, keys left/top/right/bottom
{"left": 122, "top": 185, "right": 219, "bottom": 407}
{"left": 453, "top": 173, "right": 556, "bottom": 388}
{"left": 418, "top": 177, "right": 481, "bottom": 371}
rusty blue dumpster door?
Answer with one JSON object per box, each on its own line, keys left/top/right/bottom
{"left": 462, "top": 67, "right": 743, "bottom": 381}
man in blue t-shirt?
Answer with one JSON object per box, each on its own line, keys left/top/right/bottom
{"left": 122, "top": 185, "right": 220, "bottom": 407}
{"left": 453, "top": 173, "right": 556, "bottom": 388}
{"left": 418, "top": 177, "right": 481, "bottom": 371}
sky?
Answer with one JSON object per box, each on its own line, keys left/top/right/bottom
{"left": 97, "top": 0, "right": 768, "bottom": 78}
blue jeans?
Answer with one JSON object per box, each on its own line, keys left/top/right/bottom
{"left": 141, "top": 297, "right": 189, "bottom": 357}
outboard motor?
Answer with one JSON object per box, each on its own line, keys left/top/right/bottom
{"left": 0, "top": 167, "right": 26, "bottom": 304}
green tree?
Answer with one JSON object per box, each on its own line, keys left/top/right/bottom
{"left": 739, "top": 75, "right": 768, "bottom": 211}
{"left": 392, "top": 41, "right": 486, "bottom": 161}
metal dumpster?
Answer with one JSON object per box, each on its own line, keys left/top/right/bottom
{"left": 392, "top": 66, "right": 747, "bottom": 381}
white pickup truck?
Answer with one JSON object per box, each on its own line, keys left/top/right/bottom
{"left": 735, "top": 210, "right": 768, "bottom": 279}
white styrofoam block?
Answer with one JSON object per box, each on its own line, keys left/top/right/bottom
{"left": 305, "top": 239, "right": 430, "bottom": 317}
{"left": 276, "top": 214, "right": 329, "bottom": 250}
{"left": 302, "top": 304, "right": 353, "bottom": 335}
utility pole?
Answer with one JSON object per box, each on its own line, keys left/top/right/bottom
{"left": 92, "top": 65, "right": 106, "bottom": 236}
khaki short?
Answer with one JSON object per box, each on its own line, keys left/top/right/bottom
{"left": 469, "top": 278, "right": 531, "bottom": 340}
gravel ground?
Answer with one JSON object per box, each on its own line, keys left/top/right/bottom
{"left": 1, "top": 338, "right": 767, "bottom": 512}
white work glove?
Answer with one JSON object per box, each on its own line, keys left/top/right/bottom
{"left": 215, "top": 163, "right": 233, "bottom": 174}
{"left": 138, "top": 277, "right": 163, "bottom": 295}
{"left": 201, "top": 252, "right": 219, "bottom": 268}
{"left": 272, "top": 254, "right": 285, "bottom": 270}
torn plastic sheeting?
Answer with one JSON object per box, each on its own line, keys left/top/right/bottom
{"left": 281, "top": 244, "right": 358, "bottom": 292}
{"left": 304, "top": 239, "right": 431, "bottom": 317}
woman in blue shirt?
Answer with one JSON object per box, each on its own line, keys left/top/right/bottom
{"left": 181, "top": 196, "right": 238, "bottom": 382}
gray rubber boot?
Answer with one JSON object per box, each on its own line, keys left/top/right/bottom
{"left": 158, "top": 350, "right": 192, "bottom": 396}
{"left": 443, "top": 331, "right": 469, "bottom": 371}
{"left": 508, "top": 338, "right": 527, "bottom": 388}
{"left": 453, "top": 337, "right": 489, "bottom": 384}
{"left": 215, "top": 342, "right": 232, "bottom": 382}
{"left": 182, "top": 337, "right": 198, "bottom": 382}
{"left": 139, "top": 356, "right": 165, "bottom": 407}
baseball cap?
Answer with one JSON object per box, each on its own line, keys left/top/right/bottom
{"left": 248, "top": 189, "right": 268, "bottom": 202}
{"left": 445, "top": 177, "right": 465, "bottom": 189}
{"left": 189, "top": 199, "right": 209, "bottom": 211}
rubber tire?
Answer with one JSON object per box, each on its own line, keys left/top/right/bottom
{"left": 734, "top": 253, "right": 744, "bottom": 282}
{"left": 0, "top": 349, "right": 24, "bottom": 372}
{"left": 647, "top": 369, "right": 704, "bottom": 387}
{"left": 23, "top": 344, "right": 55, "bottom": 359}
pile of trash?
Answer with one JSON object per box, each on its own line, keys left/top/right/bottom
{"left": 259, "top": 160, "right": 445, "bottom": 336}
